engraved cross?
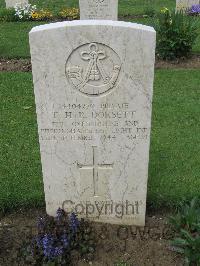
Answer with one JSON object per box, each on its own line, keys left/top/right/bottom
{"left": 77, "top": 146, "right": 113, "bottom": 196}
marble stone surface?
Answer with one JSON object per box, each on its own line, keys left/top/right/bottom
{"left": 79, "top": 0, "right": 118, "bottom": 20}
{"left": 30, "top": 20, "right": 156, "bottom": 226}
{"left": 176, "top": 0, "right": 200, "bottom": 11}
{"left": 5, "top": 0, "right": 28, "bottom": 8}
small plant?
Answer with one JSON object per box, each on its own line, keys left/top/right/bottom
{"left": 14, "top": 3, "right": 37, "bottom": 21}
{"left": 169, "top": 198, "right": 200, "bottom": 265}
{"left": 58, "top": 7, "right": 79, "bottom": 20}
{"left": 155, "top": 7, "right": 198, "bottom": 60}
{"left": 0, "top": 6, "right": 79, "bottom": 22}
{"left": 114, "top": 261, "right": 128, "bottom": 266}
{"left": 23, "top": 208, "right": 95, "bottom": 265}
{"left": 169, "top": 198, "right": 200, "bottom": 232}
{"left": 172, "top": 226, "right": 200, "bottom": 265}
{"left": 31, "top": 9, "right": 53, "bottom": 21}
{"left": 188, "top": 5, "right": 200, "bottom": 16}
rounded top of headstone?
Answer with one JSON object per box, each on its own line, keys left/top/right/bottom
{"left": 30, "top": 20, "right": 156, "bottom": 35}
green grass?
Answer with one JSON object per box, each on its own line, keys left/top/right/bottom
{"left": 0, "top": 72, "right": 44, "bottom": 211}
{"left": 0, "top": 17, "right": 200, "bottom": 59}
{"left": 30, "top": 0, "right": 175, "bottom": 15}
{"left": 0, "top": 0, "right": 199, "bottom": 58}
{"left": 0, "top": 70, "right": 200, "bottom": 211}
{"left": 0, "top": 21, "right": 44, "bottom": 59}
{"left": 149, "top": 69, "right": 200, "bottom": 208}
{"left": 0, "top": 0, "right": 175, "bottom": 15}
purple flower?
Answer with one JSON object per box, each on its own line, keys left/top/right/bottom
{"left": 70, "top": 213, "right": 79, "bottom": 234}
{"left": 42, "top": 234, "right": 54, "bottom": 259}
{"left": 56, "top": 208, "right": 65, "bottom": 221}
{"left": 41, "top": 234, "right": 64, "bottom": 259}
{"left": 35, "top": 235, "right": 43, "bottom": 247}
{"left": 37, "top": 216, "right": 46, "bottom": 230}
{"left": 189, "top": 4, "right": 200, "bottom": 14}
{"left": 54, "top": 246, "right": 63, "bottom": 257}
{"left": 61, "top": 232, "right": 69, "bottom": 248}
{"left": 42, "top": 234, "right": 53, "bottom": 247}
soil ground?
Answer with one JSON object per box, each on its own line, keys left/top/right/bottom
{"left": 0, "top": 54, "right": 200, "bottom": 73}
{"left": 0, "top": 208, "right": 183, "bottom": 266}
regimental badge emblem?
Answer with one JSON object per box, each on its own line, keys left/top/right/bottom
{"left": 65, "top": 42, "right": 121, "bottom": 96}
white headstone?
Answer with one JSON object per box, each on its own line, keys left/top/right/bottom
{"left": 176, "top": 0, "right": 200, "bottom": 11}
{"left": 5, "top": 0, "right": 28, "bottom": 8}
{"left": 30, "top": 20, "right": 156, "bottom": 226}
{"left": 79, "top": 0, "right": 118, "bottom": 20}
